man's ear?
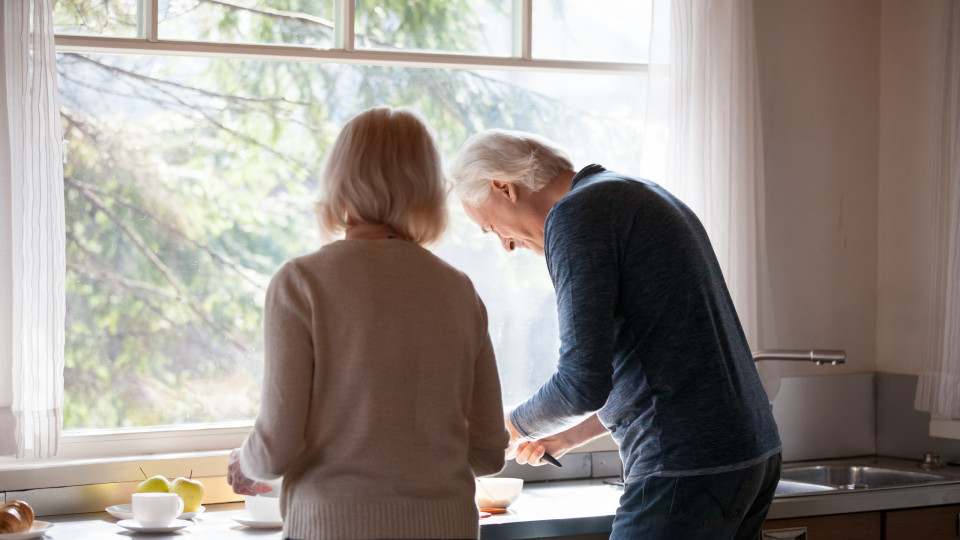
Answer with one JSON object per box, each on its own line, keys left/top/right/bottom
{"left": 491, "top": 180, "right": 518, "bottom": 202}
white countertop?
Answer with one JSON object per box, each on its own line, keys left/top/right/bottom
{"left": 30, "top": 502, "right": 282, "bottom": 539}
{"left": 30, "top": 460, "right": 960, "bottom": 540}
{"left": 32, "top": 481, "right": 625, "bottom": 540}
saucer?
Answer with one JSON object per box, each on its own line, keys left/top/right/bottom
{"left": 117, "top": 518, "right": 192, "bottom": 533}
{"left": 180, "top": 506, "right": 205, "bottom": 519}
{"left": 104, "top": 504, "right": 134, "bottom": 520}
{"left": 0, "top": 521, "right": 53, "bottom": 540}
{"left": 231, "top": 513, "right": 283, "bottom": 529}
{"left": 106, "top": 504, "right": 205, "bottom": 520}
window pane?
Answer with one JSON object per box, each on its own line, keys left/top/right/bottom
{"left": 53, "top": 0, "right": 138, "bottom": 37}
{"left": 532, "top": 0, "right": 653, "bottom": 62}
{"left": 355, "top": 0, "right": 511, "bottom": 56}
{"left": 57, "top": 52, "right": 646, "bottom": 429}
{"left": 158, "top": 0, "right": 335, "bottom": 47}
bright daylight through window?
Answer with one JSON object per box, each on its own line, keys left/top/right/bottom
{"left": 52, "top": 0, "right": 658, "bottom": 433}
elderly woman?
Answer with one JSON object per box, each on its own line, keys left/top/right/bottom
{"left": 228, "top": 107, "right": 508, "bottom": 540}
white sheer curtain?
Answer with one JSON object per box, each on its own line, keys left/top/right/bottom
{"left": 0, "top": 0, "right": 66, "bottom": 458}
{"left": 916, "top": 0, "right": 960, "bottom": 420}
{"left": 666, "top": 0, "right": 767, "bottom": 348}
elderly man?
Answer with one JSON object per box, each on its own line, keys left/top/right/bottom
{"left": 449, "top": 129, "right": 782, "bottom": 540}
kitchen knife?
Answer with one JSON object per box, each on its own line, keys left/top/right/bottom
{"left": 541, "top": 451, "right": 562, "bottom": 467}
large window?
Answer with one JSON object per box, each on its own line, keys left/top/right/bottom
{"left": 51, "top": 0, "right": 660, "bottom": 435}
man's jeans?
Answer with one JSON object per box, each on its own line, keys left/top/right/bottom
{"left": 611, "top": 453, "right": 782, "bottom": 540}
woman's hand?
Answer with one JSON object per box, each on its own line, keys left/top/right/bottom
{"left": 227, "top": 448, "right": 275, "bottom": 496}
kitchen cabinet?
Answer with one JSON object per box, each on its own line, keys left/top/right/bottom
{"left": 762, "top": 511, "right": 881, "bottom": 540}
{"left": 884, "top": 504, "right": 960, "bottom": 540}
{"left": 762, "top": 504, "right": 960, "bottom": 540}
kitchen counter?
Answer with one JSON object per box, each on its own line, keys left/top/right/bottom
{"left": 31, "top": 487, "right": 622, "bottom": 540}
{"left": 23, "top": 502, "right": 277, "bottom": 539}
{"left": 30, "top": 458, "right": 960, "bottom": 540}
{"left": 482, "top": 458, "right": 960, "bottom": 539}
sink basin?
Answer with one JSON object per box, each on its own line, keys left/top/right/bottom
{"left": 780, "top": 465, "right": 952, "bottom": 490}
{"left": 774, "top": 479, "right": 837, "bottom": 495}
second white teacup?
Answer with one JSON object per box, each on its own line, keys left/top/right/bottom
{"left": 132, "top": 492, "right": 184, "bottom": 528}
{"left": 245, "top": 492, "right": 281, "bottom": 523}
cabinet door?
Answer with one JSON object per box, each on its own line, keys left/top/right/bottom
{"left": 884, "top": 504, "right": 960, "bottom": 540}
{"left": 762, "top": 511, "right": 881, "bottom": 540}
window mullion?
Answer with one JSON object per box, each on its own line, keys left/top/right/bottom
{"left": 334, "top": 0, "right": 355, "bottom": 52}
{"left": 137, "top": 0, "right": 158, "bottom": 43}
{"left": 512, "top": 0, "right": 532, "bottom": 60}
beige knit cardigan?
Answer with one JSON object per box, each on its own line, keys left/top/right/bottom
{"left": 240, "top": 239, "right": 509, "bottom": 539}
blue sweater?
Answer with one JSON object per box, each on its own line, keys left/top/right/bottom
{"left": 510, "top": 165, "right": 781, "bottom": 482}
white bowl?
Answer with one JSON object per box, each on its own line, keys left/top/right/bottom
{"left": 475, "top": 477, "right": 523, "bottom": 508}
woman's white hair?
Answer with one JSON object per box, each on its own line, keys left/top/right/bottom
{"left": 315, "top": 106, "right": 447, "bottom": 245}
{"left": 448, "top": 129, "right": 574, "bottom": 206}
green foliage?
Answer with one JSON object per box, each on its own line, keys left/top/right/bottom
{"left": 355, "top": 0, "right": 501, "bottom": 52}
{"left": 53, "top": 0, "right": 138, "bottom": 36}
{"left": 55, "top": 0, "right": 644, "bottom": 428}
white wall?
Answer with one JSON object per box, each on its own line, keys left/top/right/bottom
{"left": 755, "top": 0, "right": 880, "bottom": 376}
{"left": 755, "top": 0, "right": 947, "bottom": 377}
{"left": 877, "top": 0, "right": 946, "bottom": 374}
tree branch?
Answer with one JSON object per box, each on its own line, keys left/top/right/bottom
{"left": 200, "top": 0, "right": 334, "bottom": 31}
{"left": 65, "top": 175, "right": 267, "bottom": 288}
{"left": 196, "top": 0, "right": 400, "bottom": 49}
{"left": 62, "top": 54, "right": 316, "bottom": 176}
{"left": 67, "top": 177, "right": 252, "bottom": 350}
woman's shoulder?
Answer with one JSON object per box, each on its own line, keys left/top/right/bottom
{"left": 416, "top": 247, "right": 472, "bottom": 279}
{"left": 278, "top": 241, "right": 475, "bottom": 288}
{"left": 279, "top": 241, "right": 367, "bottom": 270}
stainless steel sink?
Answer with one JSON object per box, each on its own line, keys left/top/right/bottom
{"left": 779, "top": 465, "right": 953, "bottom": 490}
{"left": 774, "top": 479, "right": 837, "bottom": 495}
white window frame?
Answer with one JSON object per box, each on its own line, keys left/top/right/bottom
{"left": 55, "top": 0, "right": 647, "bottom": 74}
{"left": 2, "top": 0, "right": 632, "bottom": 487}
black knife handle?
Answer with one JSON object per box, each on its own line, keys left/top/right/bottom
{"left": 541, "top": 451, "right": 562, "bottom": 467}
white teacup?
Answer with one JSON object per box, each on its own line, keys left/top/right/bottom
{"left": 132, "top": 492, "right": 184, "bottom": 528}
{"left": 245, "top": 492, "right": 281, "bottom": 523}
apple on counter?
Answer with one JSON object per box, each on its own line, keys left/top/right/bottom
{"left": 134, "top": 468, "right": 205, "bottom": 513}
{"left": 171, "top": 471, "right": 205, "bottom": 512}
{"left": 135, "top": 468, "right": 171, "bottom": 493}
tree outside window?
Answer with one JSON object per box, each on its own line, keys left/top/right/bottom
{"left": 54, "top": 0, "right": 651, "bottom": 430}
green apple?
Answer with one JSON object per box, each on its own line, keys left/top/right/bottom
{"left": 170, "top": 475, "right": 204, "bottom": 512}
{"left": 135, "top": 475, "right": 171, "bottom": 493}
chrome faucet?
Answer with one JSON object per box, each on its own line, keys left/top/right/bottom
{"left": 752, "top": 349, "right": 846, "bottom": 366}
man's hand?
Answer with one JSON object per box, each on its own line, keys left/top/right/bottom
{"left": 509, "top": 433, "right": 570, "bottom": 466}
{"left": 503, "top": 413, "right": 575, "bottom": 467}
{"left": 505, "top": 413, "right": 610, "bottom": 467}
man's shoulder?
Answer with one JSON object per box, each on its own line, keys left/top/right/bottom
{"left": 552, "top": 170, "right": 655, "bottom": 221}
{"left": 545, "top": 169, "right": 698, "bottom": 252}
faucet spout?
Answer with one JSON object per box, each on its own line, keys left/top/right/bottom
{"left": 751, "top": 349, "right": 846, "bottom": 366}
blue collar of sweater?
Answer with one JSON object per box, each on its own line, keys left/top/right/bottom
{"left": 570, "top": 163, "right": 606, "bottom": 189}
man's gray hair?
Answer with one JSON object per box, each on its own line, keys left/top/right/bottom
{"left": 448, "top": 129, "right": 574, "bottom": 206}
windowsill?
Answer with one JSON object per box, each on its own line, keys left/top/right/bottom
{"left": 0, "top": 422, "right": 251, "bottom": 491}
{"left": 0, "top": 450, "right": 233, "bottom": 491}
{"left": 0, "top": 429, "right": 619, "bottom": 494}
{"left": 50, "top": 422, "right": 253, "bottom": 459}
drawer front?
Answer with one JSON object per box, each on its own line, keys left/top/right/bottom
{"left": 763, "top": 511, "right": 882, "bottom": 540}
{"left": 884, "top": 504, "right": 960, "bottom": 540}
